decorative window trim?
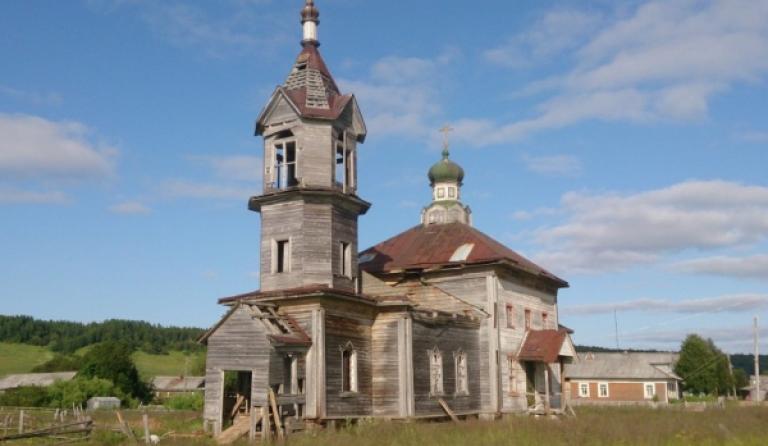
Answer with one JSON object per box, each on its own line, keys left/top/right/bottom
{"left": 453, "top": 349, "right": 468, "bottom": 396}
{"left": 428, "top": 346, "right": 444, "bottom": 397}
{"left": 339, "top": 341, "right": 358, "bottom": 394}
{"left": 524, "top": 309, "right": 532, "bottom": 330}
{"left": 598, "top": 382, "right": 609, "bottom": 398}
{"left": 578, "top": 382, "right": 590, "bottom": 398}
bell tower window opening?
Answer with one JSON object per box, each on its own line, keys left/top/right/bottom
{"left": 274, "top": 140, "right": 298, "bottom": 189}
{"left": 274, "top": 239, "right": 290, "bottom": 273}
{"left": 335, "top": 132, "right": 354, "bottom": 192}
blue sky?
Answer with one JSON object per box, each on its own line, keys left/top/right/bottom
{"left": 1, "top": 0, "right": 767, "bottom": 353}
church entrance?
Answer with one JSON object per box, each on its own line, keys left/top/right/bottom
{"left": 221, "top": 370, "right": 252, "bottom": 430}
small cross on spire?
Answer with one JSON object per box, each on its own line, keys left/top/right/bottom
{"left": 439, "top": 125, "right": 453, "bottom": 159}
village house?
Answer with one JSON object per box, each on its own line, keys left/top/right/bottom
{"left": 0, "top": 371, "right": 77, "bottom": 394}
{"left": 563, "top": 352, "right": 681, "bottom": 405}
{"left": 741, "top": 375, "right": 768, "bottom": 401}
{"left": 200, "top": 1, "right": 574, "bottom": 441}
{"left": 152, "top": 376, "right": 205, "bottom": 400}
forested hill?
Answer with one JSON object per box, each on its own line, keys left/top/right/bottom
{"left": 0, "top": 315, "right": 205, "bottom": 354}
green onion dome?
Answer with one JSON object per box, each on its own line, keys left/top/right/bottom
{"left": 428, "top": 148, "right": 465, "bottom": 185}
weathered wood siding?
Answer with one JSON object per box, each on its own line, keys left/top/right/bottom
{"left": 204, "top": 306, "right": 271, "bottom": 429}
{"left": 323, "top": 303, "right": 374, "bottom": 417}
{"left": 496, "top": 274, "right": 559, "bottom": 412}
{"left": 371, "top": 312, "right": 403, "bottom": 417}
{"left": 410, "top": 319, "right": 481, "bottom": 416}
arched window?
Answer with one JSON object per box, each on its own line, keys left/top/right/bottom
{"left": 454, "top": 349, "right": 468, "bottom": 395}
{"left": 341, "top": 342, "right": 358, "bottom": 393}
{"left": 428, "top": 347, "right": 443, "bottom": 396}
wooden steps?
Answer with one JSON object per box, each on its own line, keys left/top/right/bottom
{"left": 216, "top": 414, "right": 257, "bottom": 445}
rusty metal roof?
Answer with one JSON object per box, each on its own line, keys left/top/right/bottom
{"left": 517, "top": 329, "right": 570, "bottom": 363}
{"left": 359, "top": 223, "right": 567, "bottom": 287}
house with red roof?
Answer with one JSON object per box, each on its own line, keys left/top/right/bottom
{"left": 200, "top": 1, "right": 575, "bottom": 441}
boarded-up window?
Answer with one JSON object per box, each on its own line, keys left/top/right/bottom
{"left": 340, "top": 242, "right": 351, "bottom": 278}
{"left": 454, "top": 350, "right": 468, "bottom": 395}
{"left": 342, "top": 348, "right": 358, "bottom": 393}
{"left": 508, "top": 357, "right": 521, "bottom": 396}
{"left": 429, "top": 348, "right": 443, "bottom": 396}
{"left": 524, "top": 309, "right": 531, "bottom": 330}
{"left": 506, "top": 305, "right": 515, "bottom": 329}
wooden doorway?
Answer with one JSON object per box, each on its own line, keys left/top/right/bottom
{"left": 222, "top": 370, "right": 252, "bottom": 429}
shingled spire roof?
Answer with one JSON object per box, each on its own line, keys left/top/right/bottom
{"left": 255, "top": 1, "right": 363, "bottom": 137}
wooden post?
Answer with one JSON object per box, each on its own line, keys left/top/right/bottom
{"left": 544, "top": 366, "right": 551, "bottom": 415}
{"left": 249, "top": 408, "right": 257, "bottom": 441}
{"left": 437, "top": 398, "right": 460, "bottom": 423}
{"left": 142, "top": 413, "right": 150, "bottom": 445}
{"left": 261, "top": 406, "right": 271, "bottom": 443}
{"left": 18, "top": 410, "right": 24, "bottom": 434}
{"left": 268, "top": 389, "right": 284, "bottom": 441}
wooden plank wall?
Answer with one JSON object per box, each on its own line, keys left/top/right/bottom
{"left": 410, "top": 320, "right": 481, "bottom": 416}
{"left": 323, "top": 302, "right": 375, "bottom": 417}
{"left": 260, "top": 200, "right": 305, "bottom": 291}
{"left": 371, "top": 312, "right": 403, "bottom": 417}
{"left": 204, "top": 306, "right": 271, "bottom": 431}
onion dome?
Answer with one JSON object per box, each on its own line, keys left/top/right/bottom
{"left": 301, "top": 0, "right": 319, "bottom": 24}
{"left": 428, "top": 148, "right": 465, "bottom": 185}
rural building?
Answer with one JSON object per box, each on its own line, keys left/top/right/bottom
{"left": 564, "top": 352, "right": 681, "bottom": 405}
{"left": 152, "top": 376, "right": 205, "bottom": 399}
{"left": 201, "top": 1, "right": 573, "bottom": 440}
{"left": 0, "top": 371, "right": 77, "bottom": 393}
{"left": 87, "top": 396, "right": 121, "bottom": 411}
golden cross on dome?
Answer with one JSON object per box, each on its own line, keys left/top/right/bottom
{"left": 439, "top": 125, "right": 454, "bottom": 153}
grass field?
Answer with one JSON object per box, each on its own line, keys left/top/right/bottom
{"left": 0, "top": 342, "right": 203, "bottom": 379}
{"left": 0, "top": 343, "right": 54, "bottom": 376}
{"left": 2, "top": 406, "right": 768, "bottom": 445}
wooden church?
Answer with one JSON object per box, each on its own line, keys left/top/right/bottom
{"left": 201, "top": 1, "right": 575, "bottom": 441}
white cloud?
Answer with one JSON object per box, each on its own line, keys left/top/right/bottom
{"left": 673, "top": 254, "right": 768, "bottom": 280}
{"left": 562, "top": 293, "right": 768, "bottom": 316}
{"left": 462, "top": 0, "right": 768, "bottom": 146}
{"left": 529, "top": 180, "right": 768, "bottom": 273}
{"left": 109, "top": 201, "right": 152, "bottom": 215}
{"left": 737, "top": 131, "right": 768, "bottom": 143}
{"left": 338, "top": 48, "right": 459, "bottom": 140}
{"left": 191, "top": 155, "right": 262, "bottom": 182}
{"left": 0, "top": 85, "right": 62, "bottom": 106}
{"left": 0, "top": 114, "right": 115, "bottom": 179}
{"left": 485, "top": 9, "right": 602, "bottom": 68}
{"left": 0, "top": 188, "right": 69, "bottom": 205}
{"left": 522, "top": 154, "right": 582, "bottom": 177}
{"left": 162, "top": 180, "right": 253, "bottom": 200}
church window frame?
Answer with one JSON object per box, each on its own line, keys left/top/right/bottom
{"left": 524, "top": 309, "right": 532, "bottom": 330}
{"left": 437, "top": 187, "right": 445, "bottom": 199}
{"left": 272, "top": 139, "right": 299, "bottom": 190}
{"left": 340, "top": 342, "right": 358, "bottom": 394}
{"left": 448, "top": 187, "right": 456, "bottom": 198}
{"left": 428, "top": 347, "right": 444, "bottom": 396}
{"left": 454, "top": 349, "right": 468, "bottom": 396}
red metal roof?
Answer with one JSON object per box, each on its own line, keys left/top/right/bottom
{"left": 359, "top": 223, "right": 567, "bottom": 286}
{"left": 518, "top": 329, "right": 569, "bottom": 363}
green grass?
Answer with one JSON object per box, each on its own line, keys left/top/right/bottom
{"left": 0, "top": 342, "right": 54, "bottom": 377}
{"left": 0, "top": 342, "right": 203, "bottom": 380}
{"left": 132, "top": 351, "right": 204, "bottom": 378}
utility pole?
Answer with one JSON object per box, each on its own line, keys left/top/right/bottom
{"left": 614, "top": 309, "right": 620, "bottom": 350}
{"left": 755, "top": 316, "right": 761, "bottom": 403}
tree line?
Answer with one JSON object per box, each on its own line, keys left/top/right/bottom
{"left": 0, "top": 315, "right": 205, "bottom": 354}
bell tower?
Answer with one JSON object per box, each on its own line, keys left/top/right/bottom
{"left": 250, "top": 0, "right": 369, "bottom": 293}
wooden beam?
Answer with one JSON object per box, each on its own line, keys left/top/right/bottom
{"left": 268, "top": 389, "right": 285, "bottom": 441}
{"left": 437, "top": 398, "right": 460, "bottom": 423}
